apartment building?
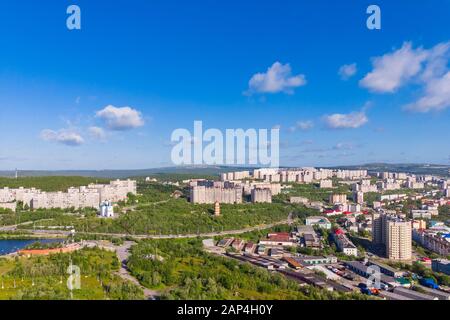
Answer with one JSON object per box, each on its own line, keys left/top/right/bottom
{"left": 333, "top": 229, "right": 358, "bottom": 256}
{"left": 190, "top": 179, "right": 275, "bottom": 204}
{"left": 290, "top": 196, "right": 309, "bottom": 204}
{"left": 220, "top": 171, "right": 250, "bottom": 181}
{"left": 0, "top": 202, "right": 16, "bottom": 211}
{"left": 353, "top": 180, "right": 377, "bottom": 193}
{"left": 190, "top": 185, "right": 243, "bottom": 204}
{"left": 242, "top": 182, "right": 281, "bottom": 196}
{"left": 386, "top": 219, "right": 412, "bottom": 260}
{"left": 320, "top": 179, "right": 333, "bottom": 188}
{"left": 432, "top": 259, "right": 450, "bottom": 275}
{"left": 372, "top": 213, "right": 412, "bottom": 260}
{"left": 405, "top": 178, "right": 425, "bottom": 189}
{"left": 87, "top": 179, "right": 137, "bottom": 202}
{"left": 411, "top": 210, "right": 433, "bottom": 220}
{"left": 0, "top": 179, "right": 136, "bottom": 210}
{"left": 413, "top": 230, "right": 450, "bottom": 256}
{"left": 378, "top": 179, "right": 402, "bottom": 191}
{"left": 353, "top": 191, "right": 364, "bottom": 204}
{"left": 411, "top": 220, "right": 427, "bottom": 230}
{"left": 329, "top": 194, "right": 347, "bottom": 204}
{"left": 334, "top": 169, "right": 367, "bottom": 180}
{"left": 251, "top": 188, "right": 272, "bottom": 204}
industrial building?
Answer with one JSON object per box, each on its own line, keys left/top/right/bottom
{"left": 305, "top": 216, "right": 332, "bottom": 230}
{"left": 368, "top": 260, "right": 405, "bottom": 278}
{"left": 393, "top": 287, "right": 438, "bottom": 300}
{"left": 344, "top": 261, "right": 397, "bottom": 287}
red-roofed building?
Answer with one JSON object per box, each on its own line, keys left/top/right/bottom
{"left": 244, "top": 241, "right": 257, "bottom": 253}
{"left": 259, "top": 233, "right": 295, "bottom": 247}
{"left": 324, "top": 209, "right": 343, "bottom": 216}
{"left": 231, "top": 239, "right": 245, "bottom": 251}
{"left": 268, "top": 232, "right": 290, "bottom": 238}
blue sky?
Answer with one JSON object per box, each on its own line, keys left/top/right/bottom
{"left": 0, "top": 0, "right": 449, "bottom": 170}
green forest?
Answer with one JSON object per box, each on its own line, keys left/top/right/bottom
{"left": 0, "top": 176, "right": 110, "bottom": 192}
{"left": 18, "top": 199, "right": 298, "bottom": 235}
{"left": 274, "top": 183, "right": 352, "bottom": 202}
{"left": 0, "top": 247, "right": 143, "bottom": 300}
{"left": 127, "top": 238, "right": 369, "bottom": 300}
{"left": 1, "top": 179, "right": 326, "bottom": 236}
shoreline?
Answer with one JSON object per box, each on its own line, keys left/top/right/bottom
{"left": 0, "top": 237, "right": 67, "bottom": 258}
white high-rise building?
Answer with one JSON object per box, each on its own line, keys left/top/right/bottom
{"left": 251, "top": 188, "right": 272, "bottom": 204}
{"left": 372, "top": 213, "right": 412, "bottom": 261}
{"left": 0, "top": 179, "right": 136, "bottom": 210}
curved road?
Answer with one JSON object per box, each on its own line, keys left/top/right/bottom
{"left": 114, "top": 241, "right": 159, "bottom": 300}
{"left": 5, "top": 212, "right": 295, "bottom": 240}
{"left": 2, "top": 212, "right": 294, "bottom": 300}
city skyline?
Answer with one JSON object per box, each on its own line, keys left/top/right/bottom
{"left": 0, "top": 1, "right": 449, "bottom": 170}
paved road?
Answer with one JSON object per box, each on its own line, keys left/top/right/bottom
{"left": 0, "top": 221, "right": 34, "bottom": 231}
{"left": 0, "top": 219, "right": 59, "bottom": 232}
{"left": 114, "top": 241, "right": 160, "bottom": 300}
{"left": 9, "top": 213, "right": 294, "bottom": 240}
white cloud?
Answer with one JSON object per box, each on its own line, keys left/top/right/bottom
{"left": 288, "top": 120, "right": 314, "bottom": 133}
{"left": 333, "top": 142, "right": 355, "bottom": 150}
{"left": 40, "top": 129, "right": 84, "bottom": 146}
{"left": 245, "top": 61, "right": 306, "bottom": 95}
{"left": 421, "top": 42, "right": 450, "bottom": 81}
{"left": 296, "top": 120, "right": 314, "bottom": 131}
{"left": 322, "top": 111, "right": 368, "bottom": 129}
{"left": 360, "top": 41, "right": 450, "bottom": 112}
{"left": 332, "top": 142, "right": 363, "bottom": 153}
{"left": 404, "top": 71, "right": 450, "bottom": 112}
{"left": 360, "top": 41, "right": 450, "bottom": 110}
{"left": 360, "top": 42, "right": 428, "bottom": 93}
{"left": 338, "top": 63, "right": 357, "bottom": 80}
{"left": 88, "top": 126, "right": 107, "bottom": 141}
{"left": 96, "top": 105, "right": 145, "bottom": 130}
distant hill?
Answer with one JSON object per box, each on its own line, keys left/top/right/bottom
{"left": 0, "top": 166, "right": 256, "bottom": 179}
{"left": 1, "top": 163, "right": 448, "bottom": 179}
{"left": 0, "top": 176, "right": 110, "bottom": 192}
{"left": 327, "top": 163, "right": 450, "bottom": 177}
